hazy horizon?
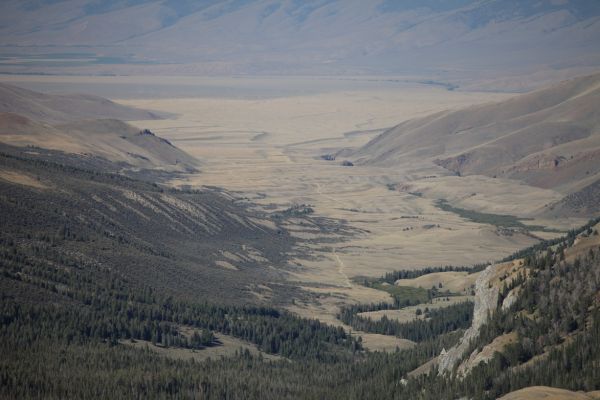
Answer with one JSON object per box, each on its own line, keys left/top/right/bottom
{"left": 1, "top": 0, "right": 600, "bottom": 90}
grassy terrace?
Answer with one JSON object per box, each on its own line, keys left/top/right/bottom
{"left": 352, "top": 275, "right": 461, "bottom": 309}
{"left": 369, "top": 283, "right": 430, "bottom": 305}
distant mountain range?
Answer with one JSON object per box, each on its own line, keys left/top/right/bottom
{"left": 1, "top": 0, "right": 599, "bottom": 89}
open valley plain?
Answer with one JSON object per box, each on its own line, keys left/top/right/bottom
{"left": 3, "top": 74, "right": 585, "bottom": 351}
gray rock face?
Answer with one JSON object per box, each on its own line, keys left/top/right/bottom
{"left": 501, "top": 288, "right": 519, "bottom": 311}
{"left": 437, "top": 264, "right": 499, "bottom": 374}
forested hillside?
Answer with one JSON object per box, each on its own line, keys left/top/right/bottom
{"left": 0, "top": 143, "right": 296, "bottom": 303}
{"left": 1, "top": 138, "right": 599, "bottom": 398}
{"left": 412, "top": 220, "right": 600, "bottom": 399}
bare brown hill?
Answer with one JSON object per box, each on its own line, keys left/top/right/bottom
{"left": 0, "top": 112, "right": 85, "bottom": 152}
{"left": 0, "top": 84, "right": 196, "bottom": 172}
{"left": 351, "top": 72, "right": 600, "bottom": 213}
{"left": 0, "top": 113, "right": 197, "bottom": 172}
{"left": 0, "top": 82, "right": 164, "bottom": 124}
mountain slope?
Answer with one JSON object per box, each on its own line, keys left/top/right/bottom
{"left": 56, "top": 119, "right": 198, "bottom": 171}
{"left": 0, "top": 143, "right": 292, "bottom": 303}
{"left": 0, "top": 84, "right": 196, "bottom": 172}
{"left": 352, "top": 72, "right": 600, "bottom": 198}
{"left": 0, "top": 83, "right": 163, "bottom": 124}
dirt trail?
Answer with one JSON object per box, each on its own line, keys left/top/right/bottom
{"left": 314, "top": 182, "right": 343, "bottom": 205}
{"left": 333, "top": 250, "right": 352, "bottom": 288}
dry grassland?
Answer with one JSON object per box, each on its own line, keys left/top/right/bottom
{"left": 13, "top": 76, "right": 581, "bottom": 331}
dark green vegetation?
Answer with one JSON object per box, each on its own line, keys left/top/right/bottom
{"left": 0, "top": 333, "right": 457, "bottom": 400}
{"left": 435, "top": 199, "right": 558, "bottom": 232}
{"left": 0, "top": 144, "right": 361, "bottom": 362}
{"left": 500, "top": 215, "right": 600, "bottom": 262}
{"left": 377, "top": 283, "right": 429, "bottom": 303}
{"left": 354, "top": 263, "right": 487, "bottom": 287}
{"left": 349, "top": 278, "right": 464, "bottom": 306}
{"left": 339, "top": 301, "right": 474, "bottom": 342}
{"left": 342, "top": 269, "right": 474, "bottom": 343}
{"left": 0, "top": 144, "right": 296, "bottom": 304}
{"left": 416, "top": 238, "right": 600, "bottom": 399}
{"left": 1, "top": 143, "right": 600, "bottom": 399}
{"left": 362, "top": 283, "right": 431, "bottom": 306}
{"left": 274, "top": 203, "right": 314, "bottom": 218}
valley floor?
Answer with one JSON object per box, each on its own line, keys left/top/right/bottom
{"left": 103, "top": 76, "right": 585, "bottom": 335}
{"left": 1, "top": 74, "right": 588, "bottom": 347}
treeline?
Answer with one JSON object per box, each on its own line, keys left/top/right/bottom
{"left": 2, "top": 308, "right": 597, "bottom": 400}
{"left": 500, "top": 215, "right": 600, "bottom": 262}
{"left": 0, "top": 278, "right": 357, "bottom": 363}
{"left": 338, "top": 301, "right": 474, "bottom": 342}
{"left": 355, "top": 263, "right": 488, "bottom": 287}
{"left": 0, "top": 320, "right": 468, "bottom": 400}
{"left": 467, "top": 245, "right": 600, "bottom": 364}
{"left": 0, "top": 295, "right": 356, "bottom": 360}
{"left": 509, "top": 246, "right": 600, "bottom": 358}
{"left": 0, "top": 232, "right": 358, "bottom": 362}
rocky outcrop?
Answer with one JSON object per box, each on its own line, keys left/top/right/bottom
{"left": 456, "top": 332, "right": 518, "bottom": 375}
{"left": 435, "top": 153, "right": 472, "bottom": 176}
{"left": 437, "top": 264, "right": 499, "bottom": 374}
{"left": 501, "top": 288, "right": 520, "bottom": 311}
